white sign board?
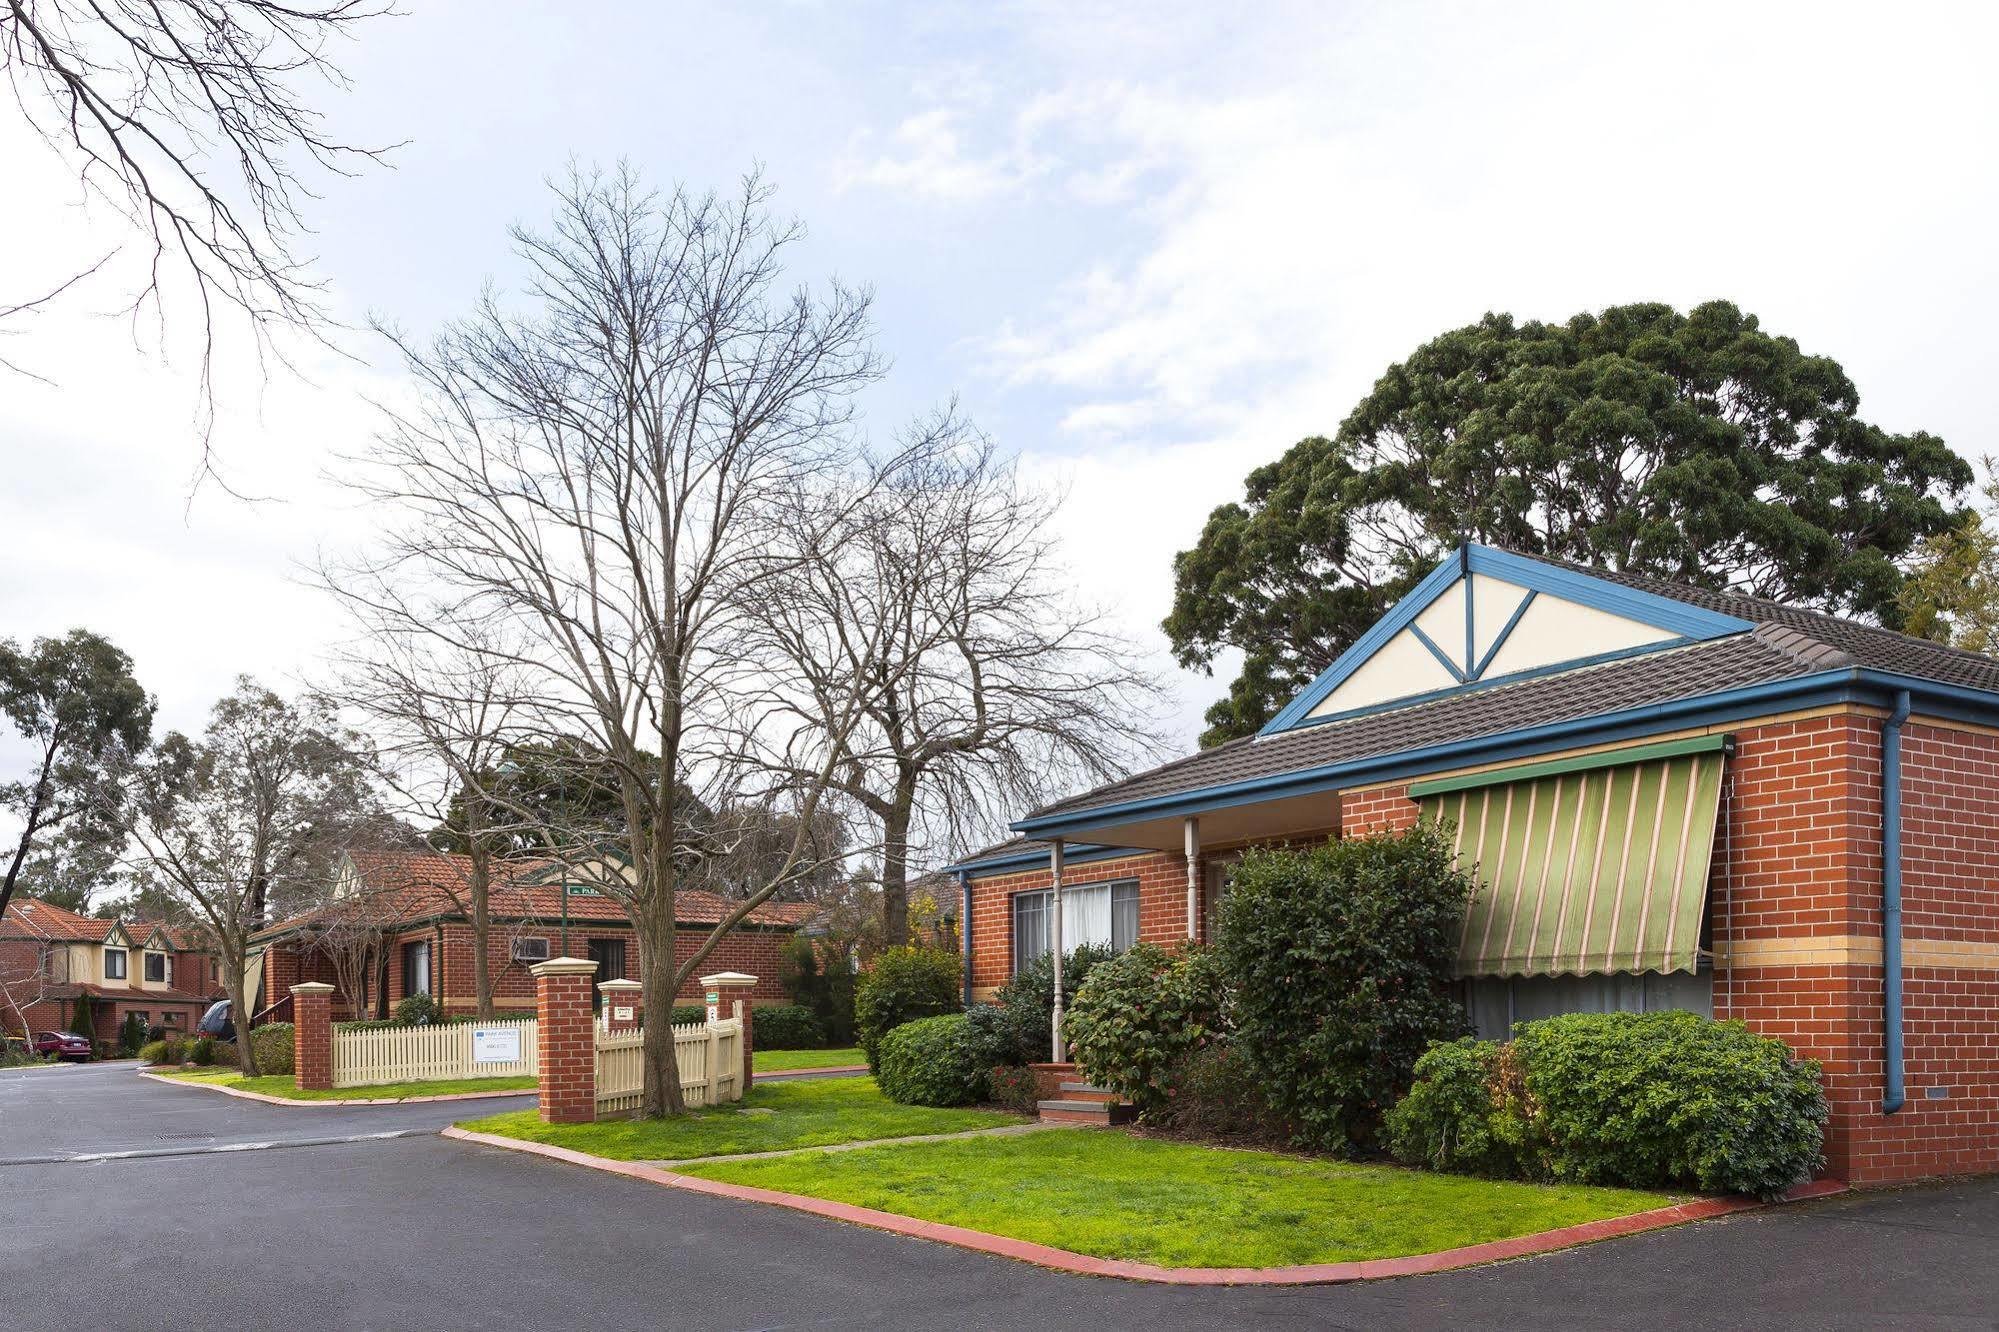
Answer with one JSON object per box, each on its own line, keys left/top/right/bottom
{"left": 611, "top": 1006, "right": 633, "bottom": 1023}
{"left": 471, "top": 1026, "right": 523, "bottom": 1065}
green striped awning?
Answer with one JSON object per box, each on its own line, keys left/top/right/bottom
{"left": 1413, "top": 736, "right": 1728, "bottom": 978}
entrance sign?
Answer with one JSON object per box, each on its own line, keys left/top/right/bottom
{"left": 471, "top": 1026, "right": 523, "bottom": 1064}
{"left": 611, "top": 1006, "right": 633, "bottom": 1023}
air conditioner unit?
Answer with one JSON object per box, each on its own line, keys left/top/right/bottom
{"left": 510, "top": 937, "right": 551, "bottom": 963}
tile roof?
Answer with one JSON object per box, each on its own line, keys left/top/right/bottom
{"left": 1, "top": 898, "right": 118, "bottom": 943}
{"left": 254, "top": 848, "right": 817, "bottom": 943}
{"left": 991, "top": 547, "right": 1999, "bottom": 847}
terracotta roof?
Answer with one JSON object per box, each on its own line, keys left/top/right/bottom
{"left": 254, "top": 848, "right": 817, "bottom": 943}
{"left": 981, "top": 547, "right": 1999, "bottom": 853}
{"left": 48, "top": 983, "right": 213, "bottom": 1006}
{"left": 1, "top": 898, "right": 118, "bottom": 943}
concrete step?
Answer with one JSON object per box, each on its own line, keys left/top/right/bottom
{"left": 1057, "top": 1082, "right": 1121, "bottom": 1103}
{"left": 1036, "top": 1098, "right": 1136, "bottom": 1126}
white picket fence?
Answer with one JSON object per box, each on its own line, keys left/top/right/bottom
{"left": 331, "top": 1017, "right": 538, "bottom": 1089}
{"left": 594, "top": 1018, "right": 743, "bottom": 1115}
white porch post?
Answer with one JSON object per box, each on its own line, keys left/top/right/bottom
{"left": 1184, "top": 816, "right": 1200, "bottom": 941}
{"left": 1049, "top": 838, "right": 1066, "bottom": 1063}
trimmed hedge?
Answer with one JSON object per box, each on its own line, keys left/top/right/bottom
{"left": 249, "top": 1023, "right": 295, "bottom": 1077}
{"left": 750, "top": 1004, "right": 826, "bottom": 1050}
{"left": 1064, "top": 943, "right": 1228, "bottom": 1112}
{"left": 854, "top": 947, "right": 961, "bottom": 1073}
{"left": 1386, "top": 1012, "right": 1828, "bottom": 1199}
{"left": 876, "top": 1013, "right": 987, "bottom": 1107}
{"left": 1216, "top": 830, "right": 1472, "bottom": 1151}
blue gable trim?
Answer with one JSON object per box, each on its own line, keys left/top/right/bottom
{"left": 1258, "top": 544, "right": 1755, "bottom": 737}
{"left": 941, "top": 842, "right": 1133, "bottom": 877}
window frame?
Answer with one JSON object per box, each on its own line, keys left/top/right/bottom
{"left": 143, "top": 951, "right": 167, "bottom": 983}
{"left": 401, "top": 940, "right": 432, "bottom": 997}
{"left": 1009, "top": 877, "right": 1142, "bottom": 975}
{"left": 103, "top": 947, "right": 128, "bottom": 981}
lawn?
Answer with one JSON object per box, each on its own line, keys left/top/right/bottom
{"left": 754, "top": 1046, "right": 864, "bottom": 1073}
{"left": 154, "top": 1069, "right": 537, "bottom": 1100}
{"left": 459, "top": 1077, "right": 1018, "bottom": 1161}
{"left": 678, "top": 1129, "right": 1679, "bottom": 1269}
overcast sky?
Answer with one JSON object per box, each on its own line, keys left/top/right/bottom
{"left": 4, "top": 1, "right": 1996, "bottom": 771}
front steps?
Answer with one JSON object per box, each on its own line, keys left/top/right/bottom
{"left": 1037, "top": 1080, "right": 1136, "bottom": 1126}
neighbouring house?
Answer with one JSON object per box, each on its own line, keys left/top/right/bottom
{"left": 248, "top": 848, "right": 814, "bottom": 1022}
{"left": 951, "top": 542, "right": 1999, "bottom": 1187}
{"left": 0, "top": 898, "right": 227, "bottom": 1047}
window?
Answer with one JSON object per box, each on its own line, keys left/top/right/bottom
{"left": 129, "top": 1012, "right": 149, "bottom": 1029}
{"left": 586, "top": 939, "right": 627, "bottom": 1010}
{"left": 401, "top": 940, "right": 432, "bottom": 997}
{"left": 1010, "top": 880, "right": 1141, "bottom": 973}
{"left": 162, "top": 1010, "right": 183, "bottom": 1026}
{"left": 104, "top": 948, "right": 128, "bottom": 981}
{"left": 144, "top": 952, "right": 166, "bottom": 983}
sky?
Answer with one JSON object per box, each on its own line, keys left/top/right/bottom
{"left": 4, "top": 0, "right": 1998, "bottom": 782}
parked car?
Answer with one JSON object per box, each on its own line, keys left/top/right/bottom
{"left": 195, "top": 1001, "right": 235, "bottom": 1041}
{"left": 33, "top": 1031, "right": 93, "bottom": 1061}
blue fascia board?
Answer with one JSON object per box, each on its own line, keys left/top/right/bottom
{"left": 1258, "top": 550, "right": 1468, "bottom": 735}
{"left": 1259, "top": 544, "right": 1755, "bottom": 739}
{"left": 1014, "top": 668, "right": 1876, "bottom": 838}
{"left": 943, "top": 842, "right": 1134, "bottom": 878}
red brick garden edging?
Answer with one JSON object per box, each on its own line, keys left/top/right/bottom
{"left": 439, "top": 1125, "right": 1848, "bottom": 1285}
{"left": 138, "top": 1070, "right": 534, "bottom": 1107}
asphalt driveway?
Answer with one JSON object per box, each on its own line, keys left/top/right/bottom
{"left": 2, "top": 1061, "right": 1995, "bottom": 1330}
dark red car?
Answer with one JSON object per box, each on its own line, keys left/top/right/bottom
{"left": 33, "top": 1031, "right": 93, "bottom": 1061}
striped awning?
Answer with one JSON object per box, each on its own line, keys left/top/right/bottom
{"left": 1412, "top": 736, "right": 1728, "bottom": 978}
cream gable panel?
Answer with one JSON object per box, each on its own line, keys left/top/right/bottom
{"left": 1477, "top": 586, "right": 1675, "bottom": 679}
{"left": 1308, "top": 624, "right": 1460, "bottom": 717}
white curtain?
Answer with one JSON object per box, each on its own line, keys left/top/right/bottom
{"left": 1062, "top": 883, "right": 1113, "bottom": 950}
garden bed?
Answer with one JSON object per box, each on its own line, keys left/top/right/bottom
{"left": 457, "top": 1077, "right": 1018, "bottom": 1161}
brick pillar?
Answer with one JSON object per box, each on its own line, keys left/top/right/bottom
{"left": 701, "top": 971, "right": 757, "bottom": 1091}
{"left": 291, "top": 982, "right": 335, "bottom": 1092}
{"left": 598, "top": 978, "right": 642, "bottom": 1034}
{"left": 533, "top": 957, "right": 600, "bottom": 1124}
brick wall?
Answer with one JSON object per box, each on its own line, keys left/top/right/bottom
{"left": 966, "top": 851, "right": 1186, "bottom": 994}
{"left": 1342, "top": 784, "right": 1417, "bottom": 836}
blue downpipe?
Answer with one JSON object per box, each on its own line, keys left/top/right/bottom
{"left": 959, "top": 870, "right": 973, "bottom": 1009}
{"left": 1883, "top": 689, "right": 1910, "bottom": 1114}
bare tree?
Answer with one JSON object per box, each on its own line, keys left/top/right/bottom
{"left": 340, "top": 165, "right": 918, "bottom": 1116}
{"left": 297, "top": 874, "right": 405, "bottom": 1020}
{"left": 120, "top": 679, "right": 376, "bottom": 1074}
{"left": 763, "top": 417, "right": 1166, "bottom": 944}
{"left": 1, "top": 0, "right": 393, "bottom": 453}
{"left": 322, "top": 623, "right": 528, "bottom": 1019}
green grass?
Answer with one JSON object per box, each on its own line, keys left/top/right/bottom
{"left": 153, "top": 1069, "right": 536, "bottom": 1100}
{"left": 753, "top": 1046, "right": 864, "bottom": 1072}
{"left": 679, "top": 1129, "right": 1679, "bottom": 1269}
{"left": 459, "top": 1077, "right": 1018, "bottom": 1161}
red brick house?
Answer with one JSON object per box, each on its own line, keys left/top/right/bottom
{"left": 249, "top": 849, "right": 812, "bottom": 1022}
{"left": 0, "top": 898, "right": 226, "bottom": 1047}
{"left": 952, "top": 543, "right": 1999, "bottom": 1187}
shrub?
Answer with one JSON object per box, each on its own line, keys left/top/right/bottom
{"left": 249, "top": 1023, "right": 295, "bottom": 1077}
{"left": 189, "top": 1035, "right": 217, "bottom": 1066}
{"left": 70, "top": 993, "right": 97, "bottom": 1045}
{"left": 672, "top": 1005, "right": 706, "bottom": 1027}
{"left": 394, "top": 993, "right": 443, "bottom": 1026}
{"left": 750, "top": 1004, "right": 825, "bottom": 1050}
{"left": 985, "top": 1063, "right": 1042, "bottom": 1114}
{"left": 1512, "top": 1011, "right": 1827, "bottom": 1198}
{"left": 853, "top": 947, "right": 961, "bottom": 1073}
{"left": 1216, "top": 829, "right": 1473, "bottom": 1152}
{"left": 209, "top": 1040, "right": 240, "bottom": 1068}
{"left": 989, "top": 942, "right": 1117, "bottom": 1066}
{"left": 1384, "top": 1038, "right": 1522, "bottom": 1177}
{"left": 138, "top": 1039, "right": 176, "bottom": 1066}
{"left": 1064, "top": 943, "right": 1228, "bottom": 1111}
{"left": 959, "top": 1002, "right": 1020, "bottom": 1072}
{"left": 118, "top": 1013, "right": 148, "bottom": 1056}
{"left": 1156, "top": 1042, "right": 1290, "bottom": 1143}
{"left": 876, "top": 1013, "right": 987, "bottom": 1107}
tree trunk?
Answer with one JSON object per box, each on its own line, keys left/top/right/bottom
{"left": 225, "top": 941, "right": 260, "bottom": 1077}
{"left": 882, "top": 788, "right": 914, "bottom": 948}
{"left": 465, "top": 795, "right": 495, "bottom": 1020}
{"left": 636, "top": 890, "right": 687, "bottom": 1118}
